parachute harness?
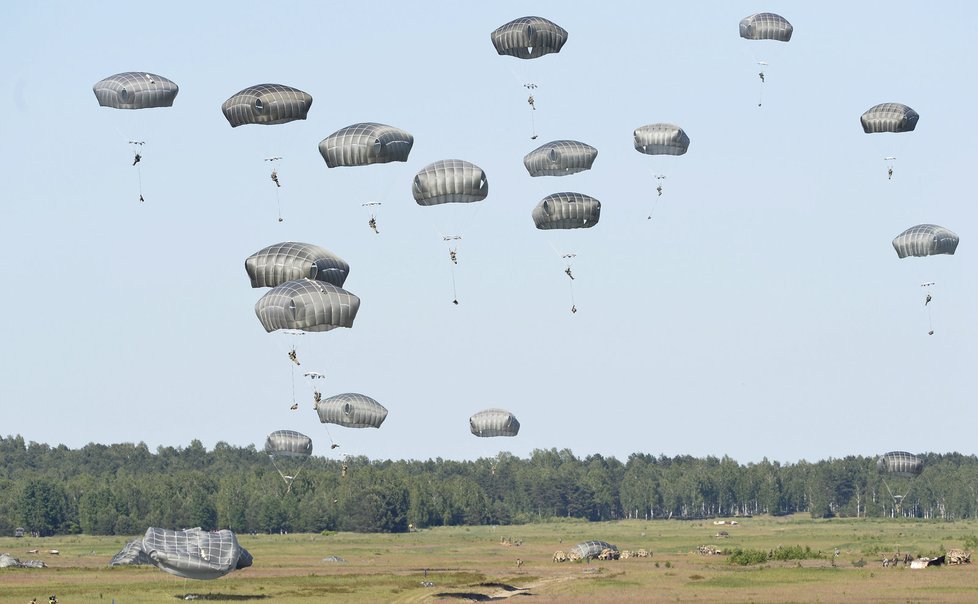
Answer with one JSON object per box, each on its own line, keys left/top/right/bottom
{"left": 265, "top": 157, "right": 283, "bottom": 223}
{"left": 130, "top": 141, "right": 145, "bottom": 202}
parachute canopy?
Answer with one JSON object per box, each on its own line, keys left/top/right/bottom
{"left": 633, "top": 124, "right": 690, "bottom": 156}
{"left": 315, "top": 393, "right": 388, "bottom": 429}
{"left": 877, "top": 451, "right": 923, "bottom": 478}
{"left": 319, "top": 122, "right": 414, "bottom": 168}
{"left": 412, "top": 160, "right": 489, "bottom": 206}
{"left": 93, "top": 72, "right": 179, "bottom": 109}
{"left": 264, "top": 430, "right": 313, "bottom": 458}
{"left": 255, "top": 279, "right": 360, "bottom": 333}
{"left": 532, "top": 192, "right": 601, "bottom": 230}
{"left": 892, "top": 224, "right": 959, "bottom": 258}
{"left": 570, "top": 540, "right": 618, "bottom": 560}
{"left": 491, "top": 16, "right": 568, "bottom": 59}
{"left": 739, "top": 13, "right": 793, "bottom": 42}
{"left": 110, "top": 527, "right": 253, "bottom": 580}
{"left": 221, "top": 84, "right": 312, "bottom": 127}
{"left": 470, "top": 408, "right": 520, "bottom": 437}
{"left": 861, "top": 103, "right": 919, "bottom": 134}
{"left": 524, "top": 140, "right": 598, "bottom": 177}
{"left": 246, "top": 242, "right": 350, "bottom": 289}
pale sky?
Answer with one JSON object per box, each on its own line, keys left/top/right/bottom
{"left": 2, "top": 1, "right": 975, "bottom": 464}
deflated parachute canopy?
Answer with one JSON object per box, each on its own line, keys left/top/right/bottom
{"left": 861, "top": 103, "right": 919, "bottom": 134}
{"left": 315, "top": 393, "right": 388, "bottom": 428}
{"left": 319, "top": 122, "right": 414, "bottom": 167}
{"left": 491, "top": 16, "right": 568, "bottom": 59}
{"left": 470, "top": 408, "right": 520, "bottom": 437}
{"left": 221, "top": 84, "right": 312, "bottom": 127}
{"left": 255, "top": 279, "right": 360, "bottom": 333}
{"left": 246, "top": 242, "right": 350, "bottom": 288}
{"left": 570, "top": 540, "right": 618, "bottom": 560}
{"left": 524, "top": 140, "right": 598, "bottom": 177}
{"left": 93, "top": 72, "right": 179, "bottom": 109}
{"left": 877, "top": 451, "right": 923, "bottom": 477}
{"left": 532, "top": 192, "right": 601, "bottom": 230}
{"left": 739, "top": 13, "right": 793, "bottom": 41}
{"left": 892, "top": 224, "right": 959, "bottom": 258}
{"left": 110, "top": 527, "right": 253, "bottom": 580}
{"left": 412, "top": 160, "right": 489, "bottom": 206}
{"left": 634, "top": 123, "right": 690, "bottom": 156}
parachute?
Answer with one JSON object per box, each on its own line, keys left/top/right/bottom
{"left": 246, "top": 242, "right": 350, "bottom": 288}
{"left": 491, "top": 16, "right": 568, "bottom": 59}
{"left": 412, "top": 160, "right": 489, "bottom": 206}
{"left": 739, "top": 13, "right": 793, "bottom": 41}
{"left": 892, "top": 225, "right": 959, "bottom": 258}
{"left": 109, "top": 539, "right": 153, "bottom": 567}
{"left": 569, "top": 540, "right": 618, "bottom": 560}
{"left": 254, "top": 279, "right": 360, "bottom": 333}
{"left": 524, "top": 140, "right": 598, "bottom": 177}
{"left": 93, "top": 72, "right": 179, "bottom": 109}
{"left": 633, "top": 124, "right": 690, "bottom": 156}
{"left": 877, "top": 451, "right": 923, "bottom": 477}
{"left": 470, "top": 409, "right": 520, "bottom": 437}
{"left": 318, "top": 122, "right": 414, "bottom": 167}
{"left": 110, "top": 527, "right": 253, "bottom": 580}
{"left": 315, "top": 393, "right": 388, "bottom": 429}
{"left": 861, "top": 103, "right": 919, "bottom": 134}
{"left": 264, "top": 430, "right": 313, "bottom": 493}
{"left": 532, "top": 192, "right": 601, "bottom": 230}
{"left": 221, "top": 84, "right": 313, "bottom": 127}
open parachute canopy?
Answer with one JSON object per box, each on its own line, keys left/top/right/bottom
{"left": 524, "top": 140, "right": 598, "bottom": 177}
{"left": 861, "top": 103, "right": 919, "bottom": 134}
{"left": 221, "top": 84, "right": 312, "bottom": 127}
{"left": 93, "top": 72, "right": 179, "bottom": 109}
{"left": 877, "top": 451, "right": 923, "bottom": 477}
{"left": 412, "top": 160, "right": 489, "bottom": 206}
{"left": 491, "top": 16, "right": 568, "bottom": 59}
{"left": 315, "top": 393, "right": 388, "bottom": 429}
{"left": 254, "top": 279, "right": 359, "bottom": 333}
{"left": 532, "top": 192, "right": 601, "bottom": 230}
{"left": 109, "top": 527, "right": 253, "bottom": 580}
{"left": 892, "top": 224, "right": 959, "bottom": 258}
{"left": 245, "top": 241, "right": 350, "bottom": 288}
{"left": 570, "top": 540, "right": 618, "bottom": 560}
{"left": 470, "top": 408, "right": 520, "bottom": 437}
{"left": 319, "top": 122, "right": 414, "bottom": 167}
{"left": 739, "top": 13, "right": 793, "bottom": 42}
{"left": 633, "top": 123, "right": 690, "bottom": 156}
{"left": 264, "top": 429, "right": 313, "bottom": 458}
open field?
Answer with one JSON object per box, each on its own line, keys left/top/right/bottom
{"left": 2, "top": 514, "right": 978, "bottom": 603}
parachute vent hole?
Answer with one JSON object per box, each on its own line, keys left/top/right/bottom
{"left": 254, "top": 98, "right": 264, "bottom": 113}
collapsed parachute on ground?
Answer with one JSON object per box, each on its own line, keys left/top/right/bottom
{"left": 412, "top": 160, "right": 489, "bottom": 206}
{"left": 861, "top": 103, "right": 919, "bottom": 134}
{"left": 470, "top": 408, "right": 520, "bottom": 437}
{"left": 491, "top": 16, "right": 568, "bottom": 59}
{"left": 315, "top": 393, "right": 388, "bottom": 428}
{"left": 110, "top": 527, "right": 253, "bottom": 580}
{"left": 570, "top": 540, "right": 618, "bottom": 560}
{"left": 892, "top": 225, "right": 959, "bottom": 258}
{"left": 633, "top": 124, "right": 690, "bottom": 156}
{"left": 739, "top": 13, "right": 793, "bottom": 41}
{"left": 93, "top": 72, "right": 179, "bottom": 109}
{"left": 524, "top": 140, "right": 598, "bottom": 176}
{"left": 319, "top": 122, "right": 414, "bottom": 167}
{"left": 877, "top": 451, "right": 923, "bottom": 477}
{"left": 532, "top": 192, "right": 601, "bottom": 230}
{"left": 221, "top": 84, "right": 313, "bottom": 127}
{"left": 0, "top": 553, "right": 45, "bottom": 569}
{"left": 246, "top": 242, "right": 350, "bottom": 288}
{"left": 255, "top": 279, "right": 360, "bottom": 333}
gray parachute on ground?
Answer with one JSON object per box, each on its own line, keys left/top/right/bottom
{"left": 221, "top": 84, "right": 313, "bottom": 127}
{"left": 739, "top": 13, "right": 793, "bottom": 41}
{"left": 246, "top": 242, "right": 350, "bottom": 289}
{"left": 570, "top": 540, "right": 618, "bottom": 560}
{"left": 633, "top": 124, "right": 690, "bottom": 156}
{"left": 470, "top": 408, "right": 520, "bottom": 437}
{"left": 412, "top": 160, "right": 489, "bottom": 206}
{"left": 0, "top": 553, "right": 46, "bottom": 569}
{"left": 319, "top": 122, "right": 414, "bottom": 168}
{"left": 877, "top": 451, "right": 923, "bottom": 477}
{"left": 255, "top": 279, "right": 360, "bottom": 333}
{"left": 532, "top": 192, "right": 601, "bottom": 230}
{"left": 93, "top": 72, "right": 179, "bottom": 109}
{"left": 861, "top": 103, "right": 919, "bottom": 134}
{"left": 315, "top": 393, "right": 388, "bottom": 428}
{"left": 524, "top": 140, "right": 598, "bottom": 177}
{"left": 491, "top": 16, "right": 568, "bottom": 59}
{"left": 110, "top": 527, "right": 253, "bottom": 580}
{"left": 892, "top": 224, "right": 959, "bottom": 258}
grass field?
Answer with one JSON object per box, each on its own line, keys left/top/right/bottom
{"left": 2, "top": 514, "right": 978, "bottom": 603}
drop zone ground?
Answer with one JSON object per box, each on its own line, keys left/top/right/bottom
{"left": 2, "top": 514, "right": 978, "bottom": 603}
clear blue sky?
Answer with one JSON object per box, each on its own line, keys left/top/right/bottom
{"left": 2, "top": 1, "right": 975, "bottom": 464}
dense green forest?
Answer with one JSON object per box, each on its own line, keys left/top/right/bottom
{"left": 2, "top": 436, "right": 977, "bottom": 536}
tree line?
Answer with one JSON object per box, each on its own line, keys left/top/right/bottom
{"left": 2, "top": 435, "right": 977, "bottom": 536}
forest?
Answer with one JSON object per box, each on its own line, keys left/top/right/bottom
{"left": 3, "top": 435, "right": 977, "bottom": 537}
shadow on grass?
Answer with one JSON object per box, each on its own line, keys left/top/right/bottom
{"left": 433, "top": 593, "right": 532, "bottom": 601}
